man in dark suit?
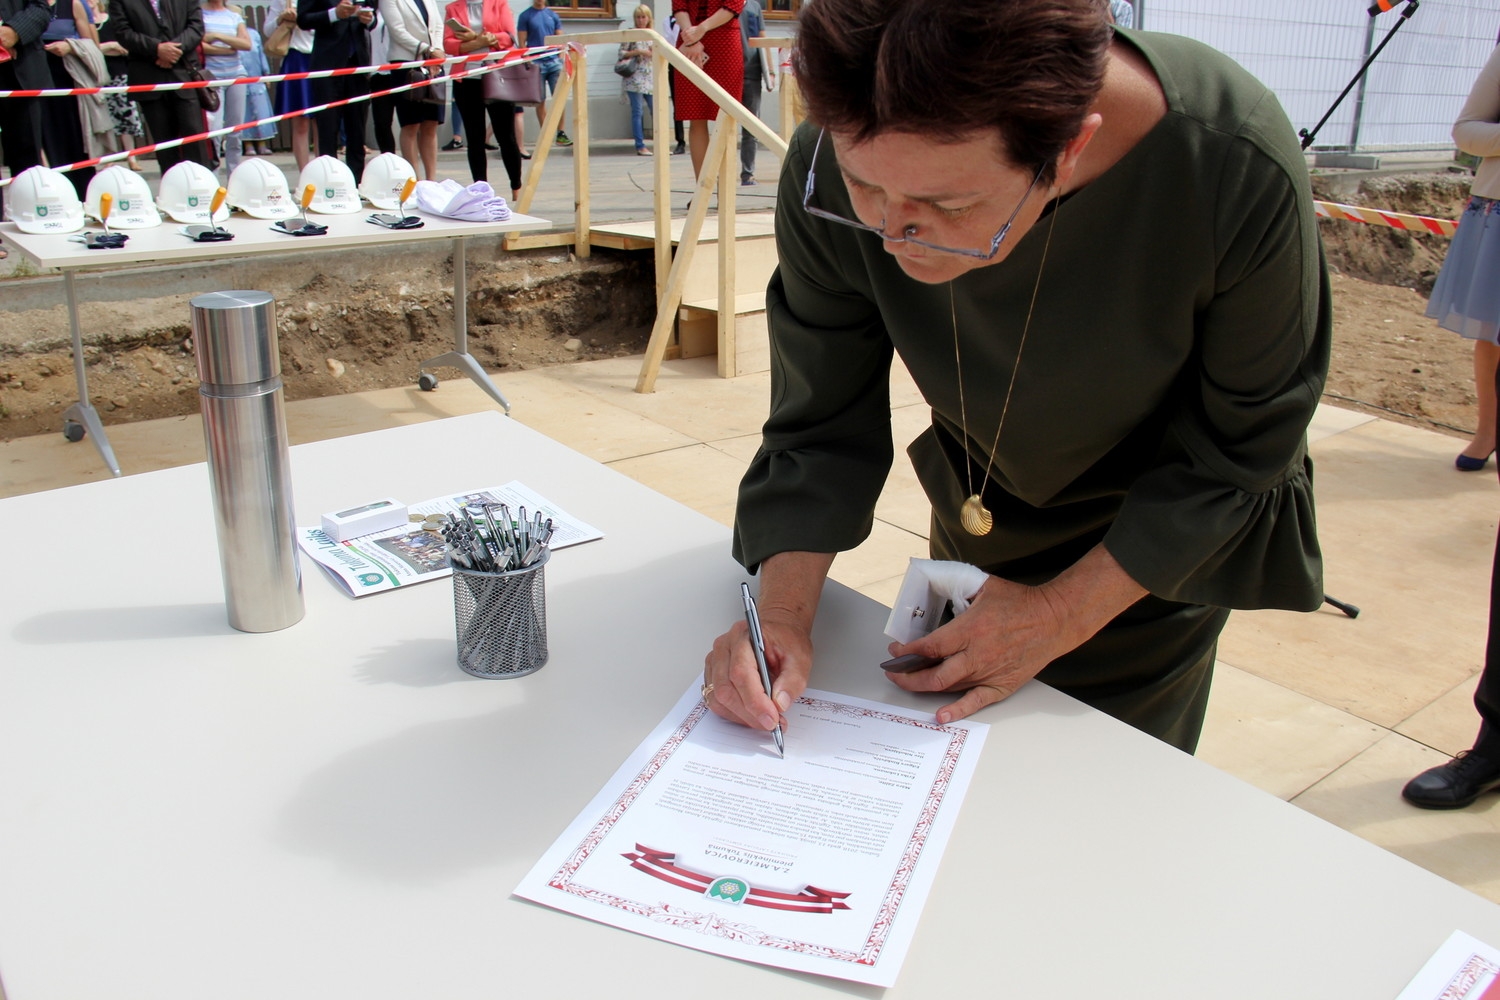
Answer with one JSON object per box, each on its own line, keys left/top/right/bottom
{"left": 109, "top": 0, "right": 210, "bottom": 170}
{"left": 0, "top": 0, "right": 50, "bottom": 222}
{"left": 298, "top": 0, "right": 375, "bottom": 179}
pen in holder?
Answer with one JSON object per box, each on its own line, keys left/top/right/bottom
{"left": 450, "top": 548, "right": 550, "bottom": 678}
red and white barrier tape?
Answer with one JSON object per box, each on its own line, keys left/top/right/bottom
{"left": 0, "top": 44, "right": 558, "bottom": 99}
{"left": 1314, "top": 199, "right": 1458, "bottom": 237}
{"left": 0, "top": 52, "right": 539, "bottom": 185}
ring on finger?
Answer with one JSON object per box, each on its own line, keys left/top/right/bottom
{"left": 701, "top": 681, "right": 714, "bottom": 700}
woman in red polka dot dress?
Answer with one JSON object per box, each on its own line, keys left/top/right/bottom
{"left": 671, "top": 0, "right": 744, "bottom": 180}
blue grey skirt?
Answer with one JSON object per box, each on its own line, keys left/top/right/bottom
{"left": 1428, "top": 195, "right": 1500, "bottom": 344}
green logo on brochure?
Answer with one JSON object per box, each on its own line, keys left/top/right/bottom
{"left": 704, "top": 877, "right": 749, "bottom": 905}
{"left": 357, "top": 573, "right": 384, "bottom": 587}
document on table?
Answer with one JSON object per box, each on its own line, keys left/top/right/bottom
{"left": 297, "top": 481, "right": 601, "bottom": 597}
{"left": 514, "top": 681, "right": 989, "bottom": 986}
{"left": 1396, "top": 930, "right": 1500, "bottom": 999}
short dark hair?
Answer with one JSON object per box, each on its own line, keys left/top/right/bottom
{"left": 793, "top": 0, "right": 1112, "bottom": 184}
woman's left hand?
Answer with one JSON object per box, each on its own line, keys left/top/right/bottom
{"left": 884, "top": 546, "right": 1147, "bottom": 724}
{"left": 882, "top": 576, "right": 1075, "bottom": 724}
{"left": 679, "top": 23, "right": 703, "bottom": 45}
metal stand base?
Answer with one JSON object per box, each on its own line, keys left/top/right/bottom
{"left": 62, "top": 271, "right": 122, "bottom": 477}
{"left": 419, "top": 235, "right": 512, "bottom": 415}
{"left": 61, "top": 400, "right": 121, "bottom": 476}
{"left": 419, "top": 351, "right": 512, "bottom": 413}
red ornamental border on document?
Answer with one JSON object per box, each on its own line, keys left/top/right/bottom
{"left": 545, "top": 696, "right": 970, "bottom": 968}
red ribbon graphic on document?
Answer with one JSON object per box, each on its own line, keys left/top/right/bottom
{"left": 622, "top": 846, "right": 852, "bottom": 915}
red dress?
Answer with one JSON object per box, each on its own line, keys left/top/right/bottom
{"left": 671, "top": 0, "right": 744, "bottom": 121}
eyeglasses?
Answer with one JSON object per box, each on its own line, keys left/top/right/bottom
{"left": 801, "top": 128, "right": 1046, "bottom": 260}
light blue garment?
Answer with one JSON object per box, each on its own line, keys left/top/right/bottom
{"left": 516, "top": 4, "right": 561, "bottom": 71}
{"left": 1427, "top": 196, "right": 1500, "bottom": 344}
{"left": 1110, "top": 0, "right": 1134, "bottom": 28}
{"left": 201, "top": 6, "right": 246, "bottom": 77}
{"left": 240, "top": 30, "right": 278, "bottom": 141}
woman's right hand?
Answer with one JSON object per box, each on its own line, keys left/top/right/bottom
{"left": 702, "top": 614, "right": 813, "bottom": 735}
{"left": 277, "top": 7, "right": 296, "bottom": 22}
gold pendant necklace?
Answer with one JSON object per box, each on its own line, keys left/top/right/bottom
{"left": 952, "top": 200, "right": 1059, "bottom": 537}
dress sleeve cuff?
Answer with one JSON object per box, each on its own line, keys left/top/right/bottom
{"left": 1103, "top": 452, "right": 1323, "bottom": 611}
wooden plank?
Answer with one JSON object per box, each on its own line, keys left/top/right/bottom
{"left": 683, "top": 291, "right": 766, "bottom": 313}
{"left": 779, "top": 74, "right": 800, "bottom": 142}
{"left": 652, "top": 47, "right": 671, "bottom": 307}
{"left": 588, "top": 213, "right": 777, "bottom": 245}
{"left": 586, "top": 231, "right": 656, "bottom": 251}
{"left": 571, "top": 46, "right": 590, "bottom": 259}
{"left": 717, "top": 126, "right": 737, "bottom": 378}
{"left": 502, "top": 229, "right": 578, "bottom": 251}
{"left": 634, "top": 112, "right": 733, "bottom": 394}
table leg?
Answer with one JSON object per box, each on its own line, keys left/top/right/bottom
{"left": 61, "top": 271, "right": 122, "bottom": 477}
{"left": 419, "top": 236, "right": 512, "bottom": 414}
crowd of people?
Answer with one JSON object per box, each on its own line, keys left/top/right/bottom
{"left": 0, "top": 0, "right": 785, "bottom": 247}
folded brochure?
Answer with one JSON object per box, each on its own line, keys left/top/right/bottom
{"left": 297, "top": 481, "right": 602, "bottom": 597}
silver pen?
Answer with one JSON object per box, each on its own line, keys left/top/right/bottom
{"left": 740, "top": 582, "right": 785, "bottom": 758}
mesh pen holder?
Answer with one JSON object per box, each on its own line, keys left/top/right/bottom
{"left": 451, "top": 548, "right": 550, "bottom": 679}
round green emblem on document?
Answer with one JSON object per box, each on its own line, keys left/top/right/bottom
{"left": 357, "top": 573, "right": 384, "bottom": 587}
{"left": 705, "top": 877, "right": 748, "bottom": 905}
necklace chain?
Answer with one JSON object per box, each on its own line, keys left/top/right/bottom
{"left": 951, "top": 200, "right": 1059, "bottom": 536}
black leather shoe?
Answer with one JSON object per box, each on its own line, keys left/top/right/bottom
{"left": 1402, "top": 750, "right": 1500, "bottom": 809}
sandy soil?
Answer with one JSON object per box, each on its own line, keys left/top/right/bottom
{"left": 0, "top": 171, "right": 1484, "bottom": 444}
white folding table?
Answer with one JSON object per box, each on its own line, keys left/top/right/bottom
{"left": 1, "top": 411, "right": 1498, "bottom": 999}
{"left": 0, "top": 207, "right": 549, "bottom": 477}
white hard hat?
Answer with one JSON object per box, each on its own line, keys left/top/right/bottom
{"left": 3, "top": 165, "right": 85, "bottom": 235}
{"left": 158, "top": 160, "right": 230, "bottom": 224}
{"left": 359, "top": 152, "right": 417, "bottom": 210}
{"left": 298, "top": 155, "right": 361, "bottom": 215}
{"left": 226, "top": 158, "right": 298, "bottom": 220}
{"left": 84, "top": 165, "right": 162, "bottom": 229}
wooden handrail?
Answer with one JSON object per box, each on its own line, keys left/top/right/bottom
{"left": 547, "top": 29, "right": 787, "bottom": 158}
{"left": 518, "top": 27, "right": 792, "bottom": 392}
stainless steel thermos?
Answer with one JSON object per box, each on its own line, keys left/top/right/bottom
{"left": 190, "top": 291, "right": 305, "bottom": 633}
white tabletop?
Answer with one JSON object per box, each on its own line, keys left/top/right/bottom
{"left": 0, "top": 208, "right": 550, "bottom": 271}
{"left": 2, "top": 411, "right": 1499, "bottom": 999}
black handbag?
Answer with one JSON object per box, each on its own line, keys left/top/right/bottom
{"left": 482, "top": 60, "right": 543, "bottom": 106}
{"left": 187, "top": 62, "right": 220, "bottom": 113}
{"left": 406, "top": 47, "right": 446, "bottom": 105}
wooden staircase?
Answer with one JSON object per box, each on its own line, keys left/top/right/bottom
{"left": 590, "top": 211, "right": 776, "bottom": 377}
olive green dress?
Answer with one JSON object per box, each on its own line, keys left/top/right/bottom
{"left": 731, "top": 29, "right": 1332, "bottom": 752}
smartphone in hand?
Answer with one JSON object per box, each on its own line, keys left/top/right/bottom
{"left": 879, "top": 653, "right": 943, "bottom": 673}
{"left": 445, "top": 16, "right": 468, "bottom": 32}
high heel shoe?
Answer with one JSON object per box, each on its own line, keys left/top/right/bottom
{"left": 1456, "top": 451, "right": 1494, "bottom": 472}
